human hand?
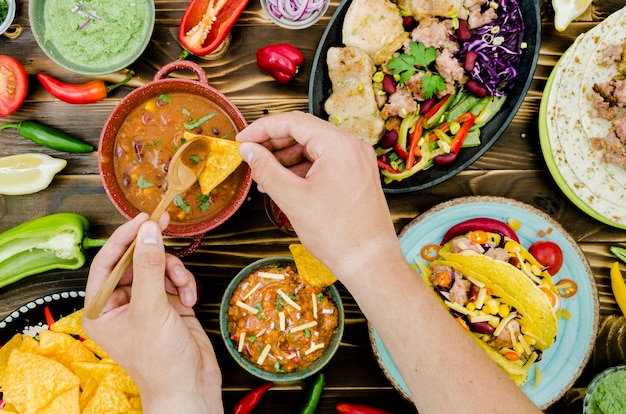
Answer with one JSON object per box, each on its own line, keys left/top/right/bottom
{"left": 236, "top": 111, "right": 402, "bottom": 280}
{"left": 83, "top": 213, "right": 223, "bottom": 413}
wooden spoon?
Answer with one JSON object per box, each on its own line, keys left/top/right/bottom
{"left": 85, "top": 136, "right": 210, "bottom": 319}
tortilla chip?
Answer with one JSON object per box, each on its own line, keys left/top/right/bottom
{"left": 2, "top": 349, "right": 80, "bottom": 414}
{"left": 101, "top": 366, "right": 140, "bottom": 395}
{"left": 37, "top": 330, "right": 100, "bottom": 368}
{"left": 50, "top": 309, "right": 86, "bottom": 338}
{"left": 79, "top": 377, "right": 100, "bottom": 412}
{"left": 290, "top": 244, "right": 338, "bottom": 288}
{"left": 184, "top": 132, "right": 243, "bottom": 195}
{"left": 0, "top": 334, "right": 22, "bottom": 385}
{"left": 81, "top": 384, "right": 132, "bottom": 414}
{"left": 81, "top": 338, "right": 109, "bottom": 360}
{"left": 39, "top": 385, "right": 80, "bottom": 414}
{"left": 18, "top": 335, "right": 40, "bottom": 353}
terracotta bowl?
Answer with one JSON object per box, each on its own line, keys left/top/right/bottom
{"left": 99, "top": 60, "right": 252, "bottom": 244}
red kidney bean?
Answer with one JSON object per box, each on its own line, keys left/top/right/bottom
{"left": 469, "top": 321, "right": 496, "bottom": 335}
{"left": 434, "top": 151, "right": 458, "bottom": 166}
{"left": 468, "top": 283, "right": 481, "bottom": 302}
{"left": 464, "top": 51, "right": 478, "bottom": 73}
{"left": 457, "top": 19, "right": 472, "bottom": 42}
{"left": 419, "top": 97, "right": 436, "bottom": 115}
{"left": 379, "top": 129, "right": 398, "bottom": 148}
{"left": 465, "top": 80, "right": 489, "bottom": 98}
{"left": 403, "top": 16, "right": 417, "bottom": 31}
{"left": 382, "top": 74, "right": 396, "bottom": 94}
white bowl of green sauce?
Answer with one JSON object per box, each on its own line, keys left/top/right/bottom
{"left": 0, "top": 0, "right": 16, "bottom": 35}
{"left": 29, "top": 0, "right": 154, "bottom": 75}
{"left": 583, "top": 365, "right": 626, "bottom": 414}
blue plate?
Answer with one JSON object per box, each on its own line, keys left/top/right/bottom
{"left": 369, "top": 196, "right": 598, "bottom": 410}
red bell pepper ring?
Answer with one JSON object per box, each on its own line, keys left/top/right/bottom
{"left": 256, "top": 44, "right": 304, "bottom": 84}
{"left": 440, "top": 217, "right": 520, "bottom": 245}
{"left": 179, "top": 0, "right": 249, "bottom": 56}
{"left": 449, "top": 113, "right": 476, "bottom": 154}
{"left": 233, "top": 382, "right": 273, "bottom": 414}
{"left": 336, "top": 403, "right": 393, "bottom": 414}
{"left": 37, "top": 71, "right": 134, "bottom": 105}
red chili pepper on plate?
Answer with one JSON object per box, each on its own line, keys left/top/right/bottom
{"left": 336, "top": 402, "right": 393, "bottom": 414}
{"left": 37, "top": 71, "right": 134, "bottom": 104}
{"left": 256, "top": 43, "right": 304, "bottom": 84}
{"left": 440, "top": 217, "right": 520, "bottom": 245}
{"left": 233, "top": 382, "right": 272, "bottom": 414}
{"left": 178, "top": 0, "right": 249, "bottom": 56}
{"left": 449, "top": 113, "right": 476, "bottom": 154}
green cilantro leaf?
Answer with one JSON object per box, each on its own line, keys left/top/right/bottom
{"left": 174, "top": 194, "right": 191, "bottom": 213}
{"left": 386, "top": 41, "right": 442, "bottom": 87}
{"left": 422, "top": 75, "right": 447, "bottom": 99}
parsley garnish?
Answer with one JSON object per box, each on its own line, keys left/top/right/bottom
{"left": 274, "top": 360, "right": 286, "bottom": 373}
{"left": 137, "top": 176, "right": 154, "bottom": 189}
{"left": 197, "top": 194, "right": 211, "bottom": 211}
{"left": 174, "top": 194, "right": 191, "bottom": 213}
{"left": 274, "top": 297, "right": 285, "bottom": 310}
{"left": 387, "top": 41, "right": 447, "bottom": 99}
{"left": 157, "top": 94, "right": 171, "bottom": 105}
{"left": 189, "top": 154, "right": 201, "bottom": 165}
{"left": 247, "top": 335, "right": 256, "bottom": 343}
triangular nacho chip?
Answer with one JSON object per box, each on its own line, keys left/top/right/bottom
{"left": 184, "top": 132, "right": 244, "bottom": 195}
{"left": 290, "top": 243, "right": 338, "bottom": 288}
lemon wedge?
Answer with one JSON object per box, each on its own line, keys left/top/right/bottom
{"left": 553, "top": 0, "right": 592, "bottom": 32}
{"left": 0, "top": 153, "right": 67, "bottom": 195}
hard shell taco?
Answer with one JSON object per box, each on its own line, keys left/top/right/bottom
{"left": 418, "top": 229, "right": 560, "bottom": 386}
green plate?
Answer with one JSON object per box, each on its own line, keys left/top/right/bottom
{"left": 29, "top": 0, "right": 154, "bottom": 75}
{"left": 538, "top": 42, "right": 626, "bottom": 230}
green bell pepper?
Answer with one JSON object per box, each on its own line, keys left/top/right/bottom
{"left": 0, "top": 213, "right": 105, "bottom": 288}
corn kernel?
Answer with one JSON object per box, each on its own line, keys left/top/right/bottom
{"left": 507, "top": 218, "right": 521, "bottom": 231}
{"left": 498, "top": 303, "right": 510, "bottom": 318}
{"left": 513, "top": 342, "right": 525, "bottom": 355}
{"left": 488, "top": 316, "right": 500, "bottom": 328}
{"left": 485, "top": 298, "right": 499, "bottom": 315}
{"left": 144, "top": 101, "right": 156, "bottom": 112}
{"left": 466, "top": 302, "right": 476, "bottom": 312}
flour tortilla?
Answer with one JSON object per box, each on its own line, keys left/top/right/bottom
{"left": 546, "top": 7, "right": 626, "bottom": 226}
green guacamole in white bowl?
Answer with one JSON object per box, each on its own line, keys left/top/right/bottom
{"left": 583, "top": 365, "right": 626, "bottom": 414}
{"left": 29, "top": 0, "right": 154, "bottom": 75}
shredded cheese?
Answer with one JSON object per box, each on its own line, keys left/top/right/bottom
{"left": 242, "top": 282, "right": 262, "bottom": 300}
{"left": 493, "top": 312, "right": 517, "bottom": 337}
{"left": 238, "top": 333, "right": 246, "bottom": 352}
{"left": 444, "top": 300, "right": 472, "bottom": 316}
{"left": 235, "top": 300, "right": 259, "bottom": 314}
{"left": 305, "top": 342, "right": 325, "bottom": 355}
{"left": 277, "top": 289, "right": 301, "bottom": 311}
{"left": 475, "top": 287, "right": 487, "bottom": 310}
{"left": 258, "top": 271, "right": 285, "bottom": 280}
{"left": 279, "top": 311, "right": 286, "bottom": 331}
{"left": 290, "top": 321, "right": 318, "bottom": 333}
{"left": 518, "top": 334, "right": 532, "bottom": 355}
{"left": 312, "top": 293, "right": 318, "bottom": 319}
{"left": 467, "top": 275, "right": 485, "bottom": 288}
{"left": 470, "top": 315, "right": 492, "bottom": 323}
{"left": 257, "top": 344, "right": 272, "bottom": 365}
{"left": 286, "top": 352, "right": 298, "bottom": 360}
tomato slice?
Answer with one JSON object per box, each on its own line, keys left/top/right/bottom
{"left": 0, "top": 55, "right": 28, "bottom": 117}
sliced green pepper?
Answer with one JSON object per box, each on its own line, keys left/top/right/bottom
{"left": 0, "top": 213, "right": 105, "bottom": 288}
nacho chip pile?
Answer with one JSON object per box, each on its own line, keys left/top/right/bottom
{"left": 0, "top": 309, "right": 141, "bottom": 414}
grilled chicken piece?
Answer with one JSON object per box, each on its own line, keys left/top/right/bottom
{"left": 324, "top": 46, "right": 384, "bottom": 146}
{"left": 341, "top": 0, "right": 407, "bottom": 65}
{"left": 397, "top": 0, "right": 468, "bottom": 20}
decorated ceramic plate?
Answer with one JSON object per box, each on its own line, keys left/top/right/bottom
{"left": 369, "top": 196, "right": 598, "bottom": 410}
{"left": 308, "top": 0, "right": 540, "bottom": 193}
{"left": 0, "top": 291, "right": 85, "bottom": 342}
{"left": 538, "top": 7, "right": 626, "bottom": 229}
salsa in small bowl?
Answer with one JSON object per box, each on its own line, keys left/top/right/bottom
{"left": 220, "top": 256, "right": 344, "bottom": 382}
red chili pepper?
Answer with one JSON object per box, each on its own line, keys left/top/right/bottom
{"left": 406, "top": 116, "right": 423, "bottom": 169}
{"left": 233, "top": 382, "right": 273, "bottom": 414}
{"left": 256, "top": 44, "right": 304, "bottom": 84}
{"left": 377, "top": 155, "right": 398, "bottom": 173}
{"left": 44, "top": 306, "right": 55, "bottom": 327}
{"left": 449, "top": 113, "right": 476, "bottom": 154}
{"left": 441, "top": 217, "right": 520, "bottom": 245}
{"left": 424, "top": 94, "right": 451, "bottom": 121}
{"left": 336, "top": 403, "right": 393, "bottom": 414}
{"left": 178, "top": 0, "right": 249, "bottom": 56}
{"left": 393, "top": 141, "right": 408, "bottom": 160}
{"left": 37, "top": 71, "right": 134, "bottom": 105}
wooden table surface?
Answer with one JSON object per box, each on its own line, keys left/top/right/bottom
{"left": 2, "top": 0, "right": 626, "bottom": 412}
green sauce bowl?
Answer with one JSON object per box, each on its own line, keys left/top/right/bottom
{"left": 583, "top": 365, "right": 626, "bottom": 414}
{"left": 29, "top": 0, "right": 154, "bottom": 75}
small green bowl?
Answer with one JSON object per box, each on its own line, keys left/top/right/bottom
{"left": 219, "top": 256, "right": 344, "bottom": 382}
{"left": 29, "top": 0, "right": 154, "bottom": 75}
{"left": 583, "top": 365, "right": 626, "bottom": 414}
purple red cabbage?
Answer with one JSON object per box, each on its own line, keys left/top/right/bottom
{"left": 457, "top": 0, "right": 525, "bottom": 97}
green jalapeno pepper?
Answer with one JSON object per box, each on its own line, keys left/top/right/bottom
{"left": 0, "top": 213, "right": 105, "bottom": 289}
{"left": 0, "top": 120, "right": 94, "bottom": 153}
{"left": 297, "top": 372, "right": 325, "bottom": 414}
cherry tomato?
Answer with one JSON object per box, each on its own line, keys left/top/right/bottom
{"left": 0, "top": 55, "right": 28, "bottom": 117}
{"left": 528, "top": 240, "right": 563, "bottom": 275}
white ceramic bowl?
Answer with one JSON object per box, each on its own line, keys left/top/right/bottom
{"left": 0, "top": 0, "right": 16, "bottom": 34}
{"left": 260, "top": 0, "right": 330, "bottom": 29}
